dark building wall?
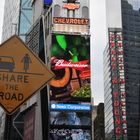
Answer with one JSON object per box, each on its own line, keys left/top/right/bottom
{"left": 94, "top": 103, "right": 105, "bottom": 140}
{"left": 121, "top": 0, "right": 140, "bottom": 140}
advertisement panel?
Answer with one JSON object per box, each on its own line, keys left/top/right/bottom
{"left": 50, "top": 129, "right": 91, "bottom": 140}
{"left": 49, "top": 111, "right": 91, "bottom": 140}
{"left": 50, "top": 111, "right": 91, "bottom": 126}
{"left": 50, "top": 35, "right": 91, "bottom": 103}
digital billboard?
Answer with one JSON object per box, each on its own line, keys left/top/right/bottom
{"left": 50, "top": 35, "right": 91, "bottom": 103}
{"left": 50, "top": 111, "right": 91, "bottom": 126}
{"left": 50, "top": 129, "right": 91, "bottom": 140}
{"left": 49, "top": 111, "right": 91, "bottom": 140}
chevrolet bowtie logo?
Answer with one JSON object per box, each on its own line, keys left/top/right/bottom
{"left": 63, "top": 3, "right": 80, "bottom": 10}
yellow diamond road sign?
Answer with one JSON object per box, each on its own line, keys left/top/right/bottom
{"left": 0, "top": 35, "right": 54, "bottom": 115}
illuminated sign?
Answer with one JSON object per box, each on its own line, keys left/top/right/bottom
{"left": 52, "top": 59, "right": 89, "bottom": 71}
{"left": 0, "top": 36, "right": 54, "bottom": 114}
{"left": 63, "top": 3, "right": 80, "bottom": 10}
{"left": 50, "top": 111, "right": 91, "bottom": 126}
{"left": 49, "top": 110, "right": 91, "bottom": 139}
{"left": 52, "top": 24, "right": 89, "bottom": 35}
{"left": 53, "top": 17, "right": 89, "bottom": 25}
{"left": 109, "top": 30, "right": 127, "bottom": 138}
{"left": 50, "top": 35, "right": 90, "bottom": 103}
{"left": 51, "top": 103, "right": 91, "bottom": 111}
{"left": 50, "top": 129, "right": 91, "bottom": 139}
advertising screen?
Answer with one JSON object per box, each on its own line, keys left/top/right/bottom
{"left": 49, "top": 111, "right": 91, "bottom": 140}
{"left": 50, "top": 111, "right": 91, "bottom": 126}
{"left": 50, "top": 35, "right": 91, "bottom": 103}
{"left": 50, "top": 129, "right": 91, "bottom": 140}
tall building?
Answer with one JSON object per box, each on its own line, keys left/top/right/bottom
{"left": 1, "top": 0, "right": 91, "bottom": 139}
{"left": 104, "top": 0, "right": 140, "bottom": 140}
{"left": 2, "top": 0, "right": 20, "bottom": 42}
{"left": 0, "top": 0, "right": 32, "bottom": 139}
{"left": 24, "top": 0, "right": 92, "bottom": 140}
{"left": 2, "top": 0, "right": 32, "bottom": 42}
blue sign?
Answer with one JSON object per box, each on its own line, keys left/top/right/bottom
{"left": 50, "top": 103, "right": 91, "bottom": 111}
{"left": 44, "top": 0, "right": 52, "bottom": 5}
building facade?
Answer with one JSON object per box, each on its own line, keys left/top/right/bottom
{"left": 25, "top": 0, "right": 92, "bottom": 140}
{"left": 1, "top": 0, "right": 32, "bottom": 139}
{"left": 2, "top": 0, "right": 32, "bottom": 42}
{"left": 104, "top": 0, "right": 140, "bottom": 140}
{"left": 2, "top": 0, "right": 20, "bottom": 42}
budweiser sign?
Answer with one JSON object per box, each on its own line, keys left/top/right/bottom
{"left": 52, "top": 59, "right": 89, "bottom": 71}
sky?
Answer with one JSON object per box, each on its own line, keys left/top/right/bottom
{"left": 90, "top": 0, "right": 107, "bottom": 105}
{"left": 0, "top": 0, "right": 107, "bottom": 105}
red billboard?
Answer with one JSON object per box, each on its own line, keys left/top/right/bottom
{"left": 50, "top": 35, "right": 91, "bottom": 103}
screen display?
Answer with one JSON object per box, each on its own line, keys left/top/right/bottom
{"left": 50, "top": 35, "right": 91, "bottom": 103}
{"left": 49, "top": 111, "right": 91, "bottom": 140}
{"left": 50, "top": 111, "right": 91, "bottom": 126}
{"left": 50, "top": 129, "right": 91, "bottom": 140}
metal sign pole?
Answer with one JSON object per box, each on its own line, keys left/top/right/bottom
{"left": 13, "top": 111, "right": 24, "bottom": 139}
{"left": 4, "top": 115, "right": 12, "bottom": 140}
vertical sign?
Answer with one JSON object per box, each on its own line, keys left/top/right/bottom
{"left": 109, "top": 30, "right": 127, "bottom": 139}
{"left": 49, "top": 34, "right": 91, "bottom": 139}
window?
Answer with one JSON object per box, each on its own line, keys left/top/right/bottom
{"left": 82, "top": 6, "right": 89, "bottom": 18}
{"left": 54, "top": 5, "right": 60, "bottom": 17}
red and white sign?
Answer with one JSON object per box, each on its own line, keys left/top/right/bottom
{"left": 109, "top": 31, "right": 127, "bottom": 138}
{"left": 63, "top": 3, "right": 80, "bottom": 10}
{"left": 52, "top": 59, "right": 89, "bottom": 71}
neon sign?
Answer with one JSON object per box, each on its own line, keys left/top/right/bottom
{"left": 109, "top": 30, "right": 127, "bottom": 138}
{"left": 53, "top": 17, "right": 89, "bottom": 25}
{"left": 52, "top": 59, "right": 89, "bottom": 71}
{"left": 63, "top": 3, "right": 80, "bottom": 10}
